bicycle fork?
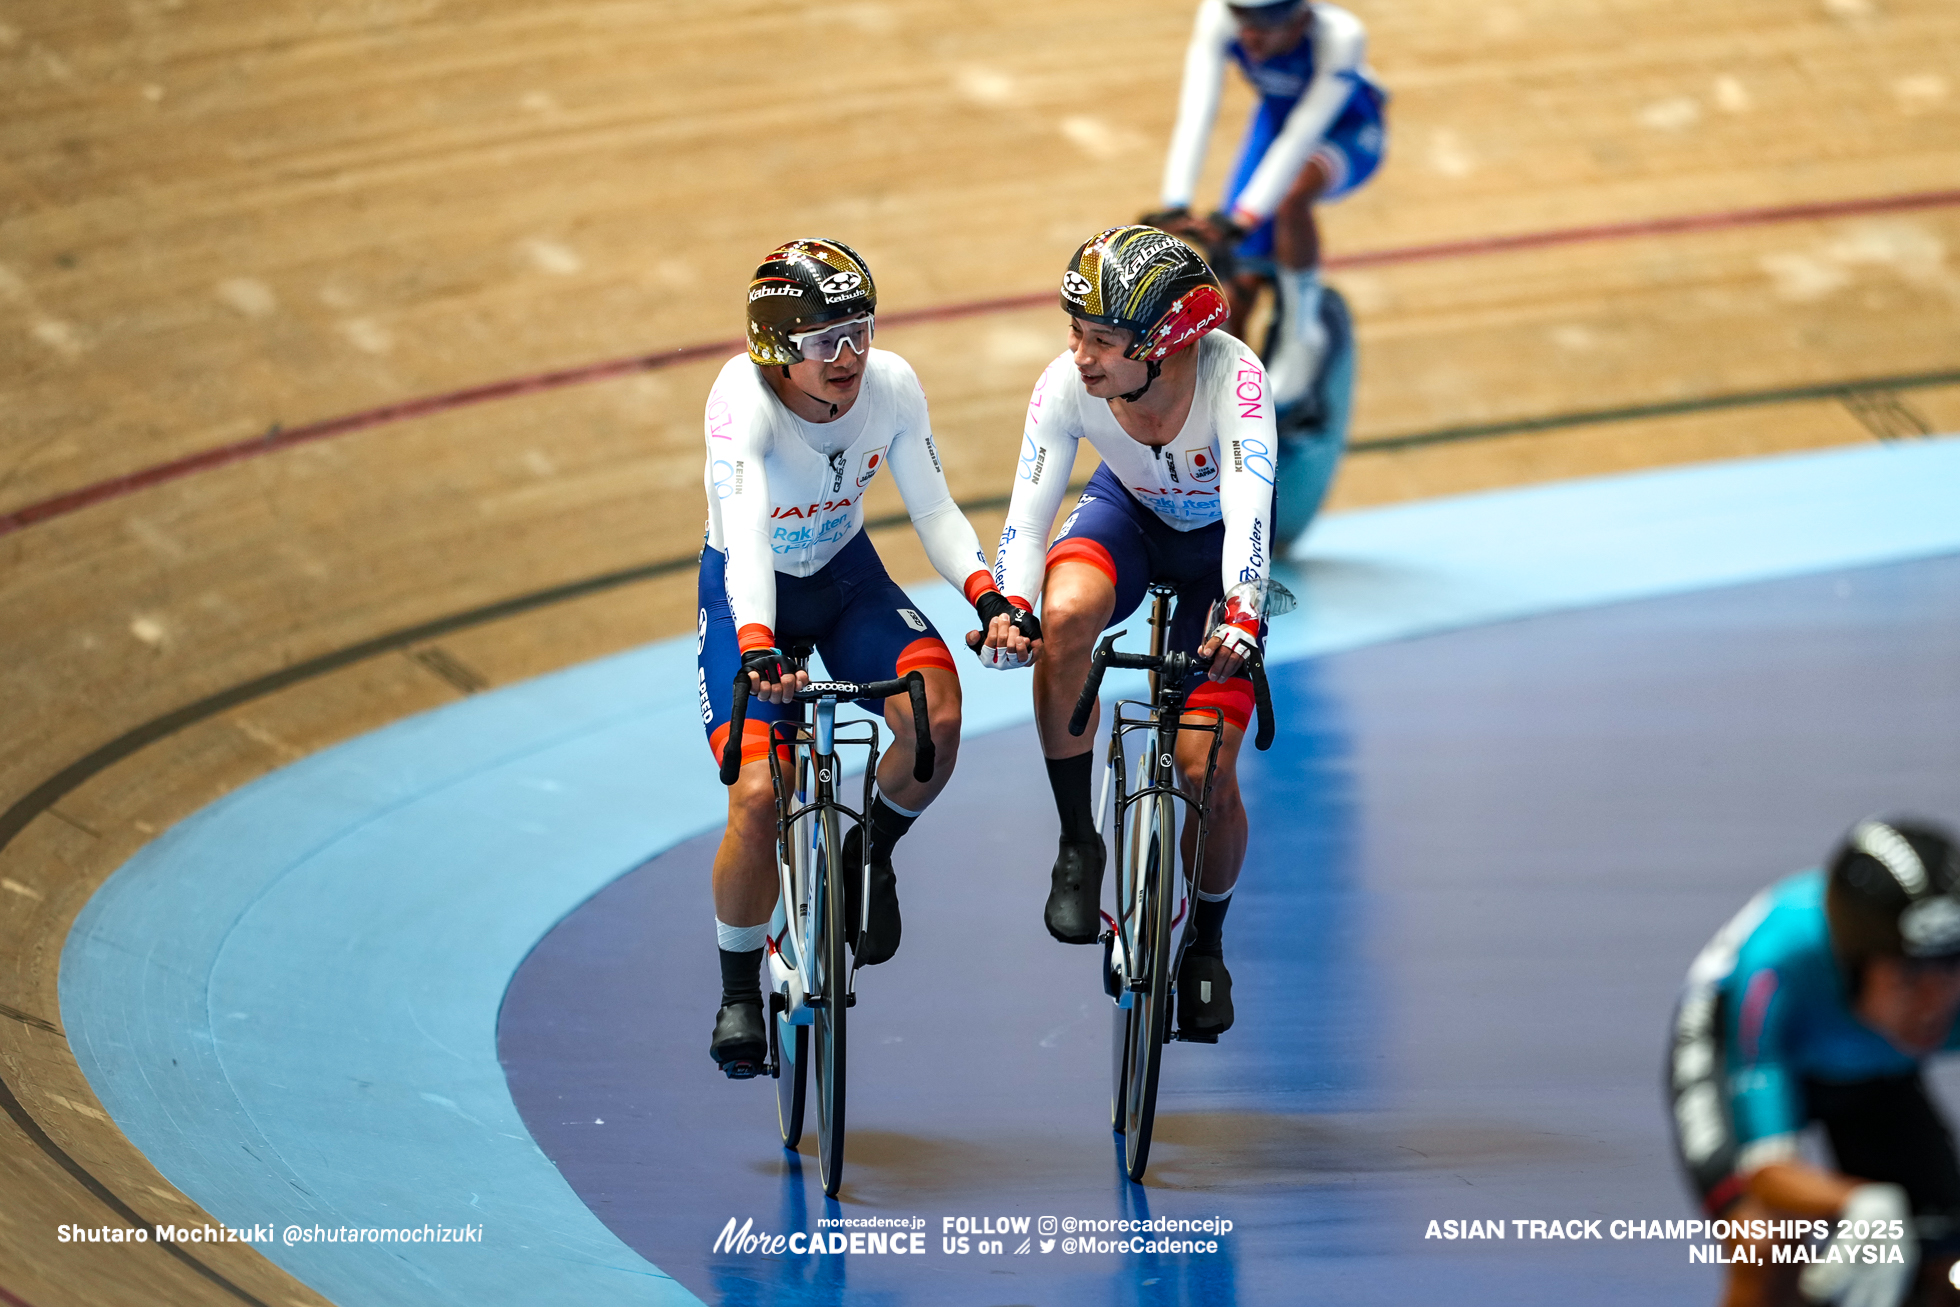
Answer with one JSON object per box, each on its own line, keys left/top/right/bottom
{"left": 1102, "top": 708, "right": 1224, "bottom": 1027}
{"left": 765, "top": 697, "right": 865, "bottom": 1026}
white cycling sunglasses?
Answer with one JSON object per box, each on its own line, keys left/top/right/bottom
{"left": 787, "top": 314, "right": 874, "bottom": 364}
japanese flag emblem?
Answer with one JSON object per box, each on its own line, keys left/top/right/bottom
{"left": 1186, "top": 449, "right": 1219, "bottom": 483}
{"left": 856, "top": 446, "right": 887, "bottom": 487}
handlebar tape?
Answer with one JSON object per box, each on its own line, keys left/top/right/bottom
{"left": 1249, "top": 657, "right": 1275, "bottom": 752}
{"left": 1067, "top": 634, "right": 1124, "bottom": 736}
{"left": 718, "top": 672, "right": 750, "bottom": 785}
{"left": 898, "top": 672, "right": 934, "bottom": 783}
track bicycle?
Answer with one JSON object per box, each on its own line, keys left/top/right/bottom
{"left": 718, "top": 651, "right": 933, "bottom": 1198}
{"left": 1067, "top": 584, "right": 1276, "bottom": 1183}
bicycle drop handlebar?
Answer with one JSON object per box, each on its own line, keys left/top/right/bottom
{"left": 1067, "top": 632, "right": 1276, "bottom": 751}
{"left": 719, "top": 669, "right": 936, "bottom": 786}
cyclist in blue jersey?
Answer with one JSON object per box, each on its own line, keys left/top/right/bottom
{"left": 1668, "top": 818, "right": 1960, "bottom": 1307}
{"left": 1146, "top": 0, "right": 1387, "bottom": 414}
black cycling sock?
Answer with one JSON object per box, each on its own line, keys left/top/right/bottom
{"left": 866, "top": 794, "right": 917, "bottom": 862}
{"left": 1191, "top": 894, "right": 1231, "bottom": 958}
{"left": 1046, "top": 752, "right": 1097, "bottom": 844}
{"left": 718, "top": 946, "right": 764, "bottom": 1007}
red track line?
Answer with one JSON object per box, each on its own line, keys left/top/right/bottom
{"left": 6, "top": 186, "right": 1959, "bottom": 540}
{"left": 1327, "top": 186, "right": 1960, "bottom": 269}
{"left": 0, "top": 1285, "right": 39, "bottom": 1307}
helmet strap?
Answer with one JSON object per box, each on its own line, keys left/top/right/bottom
{"left": 1119, "top": 359, "right": 1163, "bottom": 404}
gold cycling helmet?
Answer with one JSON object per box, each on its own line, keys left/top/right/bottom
{"left": 745, "top": 238, "right": 877, "bottom": 368}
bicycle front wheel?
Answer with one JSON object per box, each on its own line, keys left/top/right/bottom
{"left": 1110, "top": 933, "right": 1133, "bottom": 1132}
{"left": 813, "top": 805, "right": 848, "bottom": 1197}
{"left": 773, "top": 996, "right": 807, "bottom": 1148}
{"left": 1122, "top": 790, "right": 1177, "bottom": 1182}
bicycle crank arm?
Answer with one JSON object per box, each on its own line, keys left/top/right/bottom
{"left": 800, "top": 993, "right": 858, "bottom": 1010}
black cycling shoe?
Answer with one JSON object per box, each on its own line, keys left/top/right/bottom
{"left": 710, "top": 1000, "right": 767, "bottom": 1078}
{"left": 1176, "top": 952, "right": 1233, "bottom": 1040}
{"left": 1044, "top": 839, "right": 1105, "bottom": 944}
{"left": 841, "top": 825, "right": 901, "bottom": 966}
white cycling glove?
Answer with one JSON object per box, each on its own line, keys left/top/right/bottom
{"left": 1799, "top": 1183, "right": 1915, "bottom": 1307}
{"left": 979, "top": 640, "right": 1035, "bottom": 671}
{"left": 971, "top": 592, "right": 1041, "bottom": 670}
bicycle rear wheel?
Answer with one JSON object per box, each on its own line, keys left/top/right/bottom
{"left": 773, "top": 995, "right": 807, "bottom": 1148}
{"left": 1122, "top": 791, "right": 1176, "bottom": 1182}
{"left": 812, "top": 805, "right": 847, "bottom": 1196}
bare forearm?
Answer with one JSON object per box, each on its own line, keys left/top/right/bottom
{"left": 1747, "top": 1161, "right": 1859, "bottom": 1217}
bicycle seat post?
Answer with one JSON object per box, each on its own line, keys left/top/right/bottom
{"left": 1146, "top": 583, "right": 1175, "bottom": 703}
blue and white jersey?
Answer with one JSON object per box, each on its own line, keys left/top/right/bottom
{"left": 1684, "top": 870, "right": 1960, "bottom": 1164}
{"left": 1160, "top": 1, "right": 1381, "bottom": 224}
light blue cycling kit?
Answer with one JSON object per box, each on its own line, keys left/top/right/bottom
{"left": 1669, "top": 870, "right": 1960, "bottom": 1210}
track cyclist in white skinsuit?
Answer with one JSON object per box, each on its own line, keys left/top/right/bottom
{"left": 700, "top": 238, "right": 1033, "bottom": 1077}
{"left": 1147, "top": 0, "right": 1387, "bottom": 413}
{"left": 968, "top": 225, "right": 1276, "bottom": 1040}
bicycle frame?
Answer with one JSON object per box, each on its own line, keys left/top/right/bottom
{"left": 1102, "top": 586, "right": 1227, "bottom": 1003}
{"left": 719, "top": 658, "right": 932, "bottom": 1196}
{"left": 1070, "top": 583, "right": 1274, "bottom": 1180}
{"left": 1102, "top": 698, "right": 1225, "bottom": 1005}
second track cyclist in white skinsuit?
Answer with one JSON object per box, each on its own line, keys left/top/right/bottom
{"left": 701, "top": 237, "right": 1032, "bottom": 1078}
{"left": 1148, "top": 0, "right": 1387, "bottom": 412}
{"left": 970, "top": 225, "right": 1275, "bottom": 1040}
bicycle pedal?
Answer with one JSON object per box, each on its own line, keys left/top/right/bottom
{"left": 721, "top": 1060, "right": 764, "bottom": 1080}
{"left": 1174, "top": 1030, "right": 1219, "bottom": 1045}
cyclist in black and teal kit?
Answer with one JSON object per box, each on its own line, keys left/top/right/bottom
{"left": 1667, "top": 818, "right": 1960, "bottom": 1307}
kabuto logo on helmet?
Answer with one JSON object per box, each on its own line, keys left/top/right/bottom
{"left": 818, "top": 270, "right": 862, "bottom": 296}
{"left": 1061, "top": 270, "right": 1093, "bottom": 299}
{"left": 749, "top": 282, "right": 803, "bottom": 301}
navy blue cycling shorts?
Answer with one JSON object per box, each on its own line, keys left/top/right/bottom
{"left": 1044, "top": 463, "right": 1263, "bottom": 730}
{"left": 698, "top": 531, "right": 955, "bottom": 769}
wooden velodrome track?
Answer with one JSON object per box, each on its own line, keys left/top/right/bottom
{"left": 2, "top": 0, "right": 1957, "bottom": 1302}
